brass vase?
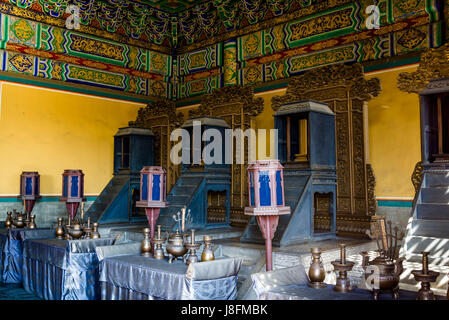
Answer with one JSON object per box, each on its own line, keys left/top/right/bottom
{"left": 28, "top": 215, "right": 36, "bottom": 229}
{"left": 90, "top": 223, "right": 100, "bottom": 239}
{"left": 201, "top": 235, "right": 215, "bottom": 262}
{"left": 56, "top": 218, "right": 65, "bottom": 239}
{"left": 141, "top": 228, "right": 152, "bottom": 257}
{"left": 5, "top": 212, "right": 12, "bottom": 229}
{"left": 308, "top": 248, "right": 327, "bottom": 288}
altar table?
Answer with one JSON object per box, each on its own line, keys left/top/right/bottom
{"left": 22, "top": 237, "right": 114, "bottom": 300}
{"left": 99, "top": 255, "right": 242, "bottom": 300}
{"left": 1, "top": 228, "right": 55, "bottom": 284}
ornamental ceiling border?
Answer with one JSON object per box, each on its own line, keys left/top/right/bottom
{"left": 189, "top": 85, "right": 264, "bottom": 118}
{"left": 272, "top": 63, "right": 381, "bottom": 110}
{"left": 397, "top": 42, "right": 449, "bottom": 94}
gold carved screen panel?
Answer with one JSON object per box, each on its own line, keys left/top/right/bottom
{"left": 272, "top": 63, "right": 381, "bottom": 234}
{"left": 189, "top": 86, "right": 264, "bottom": 226}
{"left": 129, "top": 100, "right": 184, "bottom": 192}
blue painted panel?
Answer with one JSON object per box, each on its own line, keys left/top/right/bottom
{"left": 152, "top": 174, "right": 161, "bottom": 201}
{"left": 276, "top": 171, "right": 283, "bottom": 206}
{"left": 71, "top": 176, "right": 79, "bottom": 198}
{"left": 34, "top": 177, "right": 39, "bottom": 195}
{"left": 63, "top": 176, "right": 68, "bottom": 198}
{"left": 259, "top": 171, "right": 271, "bottom": 207}
{"left": 142, "top": 174, "right": 148, "bottom": 201}
{"left": 25, "top": 177, "right": 32, "bottom": 196}
{"left": 249, "top": 172, "right": 255, "bottom": 206}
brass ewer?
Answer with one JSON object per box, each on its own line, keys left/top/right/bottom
{"left": 201, "top": 235, "right": 215, "bottom": 262}
{"left": 331, "top": 244, "right": 354, "bottom": 293}
{"left": 55, "top": 218, "right": 65, "bottom": 239}
{"left": 362, "top": 220, "right": 405, "bottom": 300}
{"left": 166, "top": 229, "right": 188, "bottom": 263}
{"left": 412, "top": 251, "right": 440, "bottom": 300}
{"left": 185, "top": 229, "right": 201, "bottom": 265}
{"left": 141, "top": 228, "right": 152, "bottom": 257}
{"left": 5, "top": 211, "right": 12, "bottom": 229}
{"left": 308, "top": 248, "right": 327, "bottom": 288}
{"left": 152, "top": 225, "right": 165, "bottom": 260}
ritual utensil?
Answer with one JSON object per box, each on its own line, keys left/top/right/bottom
{"left": 67, "top": 222, "right": 84, "bottom": 239}
{"left": 152, "top": 225, "right": 165, "bottom": 260}
{"left": 28, "top": 215, "right": 36, "bottom": 229}
{"left": 201, "top": 235, "right": 215, "bottom": 262}
{"left": 56, "top": 218, "right": 65, "bottom": 239}
{"left": 112, "top": 233, "right": 123, "bottom": 245}
{"left": 5, "top": 212, "right": 12, "bottom": 229}
{"left": 166, "top": 230, "right": 188, "bottom": 263}
{"left": 185, "top": 229, "right": 201, "bottom": 265}
{"left": 362, "top": 220, "right": 405, "bottom": 300}
{"left": 141, "top": 228, "right": 152, "bottom": 257}
{"left": 82, "top": 217, "right": 92, "bottom": 239}
{"left": 308, "top": 248, "right": 327, "bottom": 288}
{"left": 90, "top": 223, "right": 100, "bottom": 239}
{"left": 331, "top": 244, "right": 354, "bottom": 293}
{"left": 412, "top": 252, "right": 440, "bottom": 300}
{"left": 12, "top": 214, "right": 25, "bottom": 228}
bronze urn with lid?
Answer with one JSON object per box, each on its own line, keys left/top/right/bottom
{"left": 166, "top": 230, "right": 187, "bottom": 263}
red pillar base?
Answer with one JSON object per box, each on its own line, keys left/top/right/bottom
{"left": 66, "top": 202, "right": 80, "bottom": 222}
{"left": 145, "top": 208, "right": 161, "bottom": 252}
{"left": 256, "top": 215, "right": 280, "bottom": 272}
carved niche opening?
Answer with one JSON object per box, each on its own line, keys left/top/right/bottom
{"left": 314, "top": 192, "right": 333, "bottom": 233}
{"left": 190, "top": 85, "right": 264, "bottom": 226}
{"left": 272, "top": 63, "right": 381, "bottom": 234}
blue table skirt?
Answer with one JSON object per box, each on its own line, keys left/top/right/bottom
{"left": 1, "top": 228, "right": 55, "bottom": 284}
{"left": 23, "top": 238, "right": 114, "bottom": 300}
{"left": 100, "top": 255, "right": 238, "bottom": 300}
{"left": 0, "top": 231, "right": 7, "bottom": 282}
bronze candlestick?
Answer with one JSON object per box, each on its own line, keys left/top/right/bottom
{"left": 185, "top": 229, "right": 201, "bottom": 265}
{"left": 308, "top": 248, "right": 327, "bottom": 288}
{"left": 141, "top": 228, "right": 152, "bottom": 257}
{"left": 201, "top": 235, "right": 215, "bottom": 262}
{"left": 90, "top": 222, "right": 100, "bottom": 239}
{"left": 412, "top": 252, "right": 440, "bottom": 300}
{"left": 153, "top": 225, "right": 165, "bottom": 260}
{"left": 331, "top": 244, "right": 354, "bottom": 293}
{"left": 28, "top": 215, "right": 36, "bottom": 229}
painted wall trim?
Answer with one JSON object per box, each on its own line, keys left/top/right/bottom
{"left": 0, "top": 195, "right": 98, "bottom": 202}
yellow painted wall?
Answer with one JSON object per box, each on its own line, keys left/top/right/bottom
{"left": 366, "top": 66, "right": 421, "bottom": 199}
{"left": 0, "top": 82, "right": 144, "bottom": 196}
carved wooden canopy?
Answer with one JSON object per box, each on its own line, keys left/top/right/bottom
{"left": 397, "top": 42, "right": 449, "bottom": 94}
{"left": 272, "top": 63, "right": 381, "bottom": 234}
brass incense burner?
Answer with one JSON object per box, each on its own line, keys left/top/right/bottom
{"left": 412, "top": 252, "right": 440, "bottom": 300}
{"left": 201, "top": 235, "right": 215, "bottom": 262}
{"left": 166, "top": 229, "right": 187, "bottom": 263}
{"left": 362, "top": 220, "right": 405, "bottom": 300}
{"left": 331, "top": 244, "right": 354, "bottom": 293}
{"left": 308, "top": 248, "right": 327, "bottom": 288}
{"left": 185, "top": 229, "right": 201, "bottom": 265}
{"left": 66, "top": 222, "right": 84, "bottom": 239}
{"left": 12, "top": 212, "right": 25, "bottom": 229}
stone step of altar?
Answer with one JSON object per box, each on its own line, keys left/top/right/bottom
{"left": 421, "top": 187, "right": 449, "bottom": 203}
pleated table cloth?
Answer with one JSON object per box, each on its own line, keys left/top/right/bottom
{"left": 1, "top": 228, "right": 55, "bottom": 284}
{"left": 100, "top": 255, "right": 241, "bottom": 300}
{"left": 22, "top": 237, "right": 114, "bottom": 300}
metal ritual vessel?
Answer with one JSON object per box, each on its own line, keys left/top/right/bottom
{"left": 82, "top": 217, "right": 92, "bottom": 239}
{"left": 412, "top": 252, "right": 440, "bottom": 300}
{"left": 362, "top": 220, "right": 405, "bottom": 300}
{"left": 243, "top": 160, "right": 291, "bottom": 271}
{"left": 331, "top": 244, "right": 354, "bottom": 293}
{"left": 28, "top": 215, "right": 36, "bottom": 229}
{"left": 66, "top": 222, "right": 84, "bottom": 239}
{"left": 201, "top": 235, "right": 215, "bottom": 262}
{"left": 12, "top": 213, "right": 25, "bottom": 228}
{"left": 90, "top": 223, "right": 100, "bottom": 239}
{"left": 185, "top": 229, "right": 201, "bottom": 265}
{"left": 153, "top": 225, "right": 165, "bottom": 260}
{"left": 5, "top": 212, "right": 12, "bottom": 229}
{"left": 141, "top": 228, "right": 152, "bottom": 257}
{"left": 19, "top": 172, "right": 41, "bottom": 225}
{"left": 308, "top": 248, "right": 327, "bottom": 288}
{"left": 55, "top": 218, "right": 65, "bottom": 239}
{"left": 166, "top": 229, "right": 187, "bottom": 263}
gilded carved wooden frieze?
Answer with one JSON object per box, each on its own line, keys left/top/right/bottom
{"left": 273, "top": 63, "right": 381, "bottom": 233}
{"left": 129, "top": 99, "right": 184, "bottom": 192}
